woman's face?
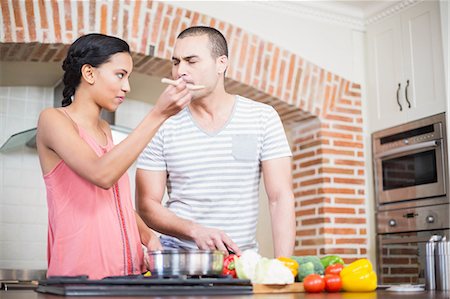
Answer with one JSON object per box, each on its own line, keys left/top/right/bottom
{"left": 92, "top": 52, "right": 133, "bottom": 112}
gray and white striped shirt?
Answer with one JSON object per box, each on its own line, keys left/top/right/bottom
{"left": 137, "top": 96, "right": 291, "bottom": 250}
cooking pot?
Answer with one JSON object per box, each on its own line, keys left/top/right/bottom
{"left": 146, "top": 250, "right": 224, "bottom": 276}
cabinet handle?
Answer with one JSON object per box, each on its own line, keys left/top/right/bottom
{"left": 396, "top": 83, "right": 402, "bottom": 111}
{"left": 405, "top": 79, "right": 411, "bottom": 108}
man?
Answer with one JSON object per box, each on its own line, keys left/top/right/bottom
{"left": 136, "top": 26, "right": 295, "bottom": 257}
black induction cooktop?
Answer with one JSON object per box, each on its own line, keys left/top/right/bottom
{"left": 36, "top": 275, "right": 253, "bottom": 296}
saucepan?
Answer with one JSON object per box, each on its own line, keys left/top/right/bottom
{"left": 145, "top": 250, "right": 224, "bottom": 276}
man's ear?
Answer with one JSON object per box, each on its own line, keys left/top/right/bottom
{"left": 81, "top": 64, "right": 95, "bottom": 85}
{"left": 217, "top": 55, "right": 228, "bottom": 75}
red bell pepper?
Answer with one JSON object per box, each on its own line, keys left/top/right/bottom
{"left": 222, "top": 254, "right": 237, "bottom": 278}
{"left": 325, "top": 263, "right": 344, "bottom": 275}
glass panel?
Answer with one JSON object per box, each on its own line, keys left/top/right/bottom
{"left": 381, "top": 244, "right": 421, "bottom": 284}
{"left": 382, "top": 150, "right": 437, "bottom": 190}
{"left": 0, "top": 128, "right": 37, "bottom": 152}
{"left": 379, "top": 230, "right": 446, "bottom": 285}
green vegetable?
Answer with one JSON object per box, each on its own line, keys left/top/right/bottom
{"left": 320, "top": 255, "right": 344, "bottom": 268}
{"left": 291, "top": 256, "right": 324, "bottom": 275}
{"left": 297, "top": 261, "right": 315, "bottom": 282}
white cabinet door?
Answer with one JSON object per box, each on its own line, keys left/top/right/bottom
{"left": 401, "top": 0, "right": 446, "bottom": 121}
{"left": 367, "top": 16, "right": 406, "bottom": 132}
{"left": 366, "top": 0, "right": 446, "bottom": 133}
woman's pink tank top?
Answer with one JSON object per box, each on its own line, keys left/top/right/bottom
{"left": 44, "top": 117, "right": 144, "bottom": 279}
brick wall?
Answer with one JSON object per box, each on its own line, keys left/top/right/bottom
{"left": 1, "top": 0, "right": 367, "bottom": 262}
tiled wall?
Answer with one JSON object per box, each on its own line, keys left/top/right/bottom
{"left": 0, "top": 87, "right": 153, "bottom": 269}
{"left": 0, "top": 86, "right": 53, "bottom": 269}
{"left": 115, "top": 99, "right": 154, "bottom": 206}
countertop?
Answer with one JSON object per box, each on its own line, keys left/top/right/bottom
{"left": 1, "top": 290, "right": 449, "bottom": 299}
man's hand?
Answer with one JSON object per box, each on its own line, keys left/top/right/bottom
{"left": 191, "top": 224, "right": 241, "bottom": 256}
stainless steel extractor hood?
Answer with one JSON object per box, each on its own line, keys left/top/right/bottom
{"left": 0, "top": 81, "right": 131, "bottom": 153}
{"left": 0, "top": 125, "right": 131, "bottom": 152}
{"left": 0, "top": 128, "right": 38, "bottom": 151}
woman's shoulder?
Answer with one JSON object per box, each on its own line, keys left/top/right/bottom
{"left": 37, "top": 108, "right": 75, "bottom": 133}
{"left": 39, "top": 107, "right": 65, "bottom": 121}
{"left": 36, "top": 108, "right": 75, "bottom": 158}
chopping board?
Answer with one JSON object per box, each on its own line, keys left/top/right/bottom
{"left": 252, "top": 282, "right": 304, "bottom": 293}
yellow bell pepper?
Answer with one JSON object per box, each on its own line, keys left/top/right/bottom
{"left": 277, "top": 257, "right": 299, "bottom": 277}
{"left": 340, "top": 258, "right": 377, "bottom": 292}
{"left": 143, "top": 271, "right": 151, "bottom": 277}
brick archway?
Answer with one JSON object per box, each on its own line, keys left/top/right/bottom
{"left": 1, "top": 0, "right": 367, "bottom": 261}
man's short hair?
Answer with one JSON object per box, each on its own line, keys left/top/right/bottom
{"left": 177, "top": 26, "right": 228, "bottom": 59}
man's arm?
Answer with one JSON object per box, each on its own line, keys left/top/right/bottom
{"left": 261, "top": 156, "right": 296, "bottom": 257}
{"left": 136, "top": 169, "right": 241, "bottom": 255}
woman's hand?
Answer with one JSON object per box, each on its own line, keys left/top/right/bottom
{"left": 143, "top": 232, "right": 163, "bottom": 270}
{"left": 153, "top": 79, "right": 192, "bottom": 118}
{"left": 136, "top": 212, "right": 163, "bottom": 252}
{"left": 144, "top": 232, "right": 163, "bottom": 251}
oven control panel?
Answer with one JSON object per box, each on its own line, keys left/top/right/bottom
{"left": 372, "top": 113, "right": 445, "bottom": 154}
{"left": 380, "top": 132, "right": 440, "bottom": 150}
{"left": 377, "top": 204, "right": 449, "bottom": 234}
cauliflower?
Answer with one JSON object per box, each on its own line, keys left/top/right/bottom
{"left": 252, "top": 258, "right": 294, "bottom": 284}
{"left": 235, "top": 250, "right": 294, "bottom": 284}
{"left": 235, "top": 250, "right": 261, "bottom": 280}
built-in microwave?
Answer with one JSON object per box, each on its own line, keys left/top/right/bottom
{"left": 373, "top": 113, "right": 448, "bottom": 206}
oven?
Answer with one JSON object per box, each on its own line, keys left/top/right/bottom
{"left": 376, "top": 204, "right": 450, "bottom": 285}
{"left": 373, "top": 113, "right": 449, "bottom": 286}
{"left": 377, "top": 229, "right": 450, "bottom": 285}
{"left": 376, "top": 204, "right": 450, "bottom": 284}
{"left": 373, "top": 113, "right": 448, "bottom": 205}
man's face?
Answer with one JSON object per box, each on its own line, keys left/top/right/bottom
{"left": 171, "top": 34, "right": 227, "bottom": 97}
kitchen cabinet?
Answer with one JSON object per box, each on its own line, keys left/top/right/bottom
{"left": 366, "top": 0, "right": 446, "bottom": 132}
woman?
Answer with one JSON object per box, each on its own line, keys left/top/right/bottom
{"left": 36, "top": 33, "right": 191, "bottom": 279}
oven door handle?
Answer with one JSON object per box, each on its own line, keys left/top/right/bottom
{"left": 375, "top": 140, "right": 439, "bottom": 158}
{"left": 380, "top": 235, "right": 437, "bottom": 244}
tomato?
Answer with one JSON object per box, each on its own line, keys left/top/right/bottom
{"left": 303, "top": 274, "right": 325, "bottom": 293}
{"left": 325, "top": 263, "right": 344, "bottom": 275}
{"left": 324, "top": 274, "right": 342, "bottom": 292}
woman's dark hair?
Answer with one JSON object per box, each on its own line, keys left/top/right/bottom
{"left": 61, "top": 33, "right": 130, "bottom": 107}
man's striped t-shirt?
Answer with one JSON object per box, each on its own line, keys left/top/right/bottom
{"left": 136, "top": 95, "right": 292, "bottom": 251}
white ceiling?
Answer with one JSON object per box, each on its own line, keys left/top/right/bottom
{"left": 290, "top": 0, "right": 402, "bottom": 18}
{"left": 250, "top": 0, "right": 407, "bottom": 31}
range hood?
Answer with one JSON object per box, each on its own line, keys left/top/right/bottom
{"left": 0, "top": 125, "right": 131, "bottom": 152}
{"left": 0, "top": 81, "right": 131, "bottom": 153}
